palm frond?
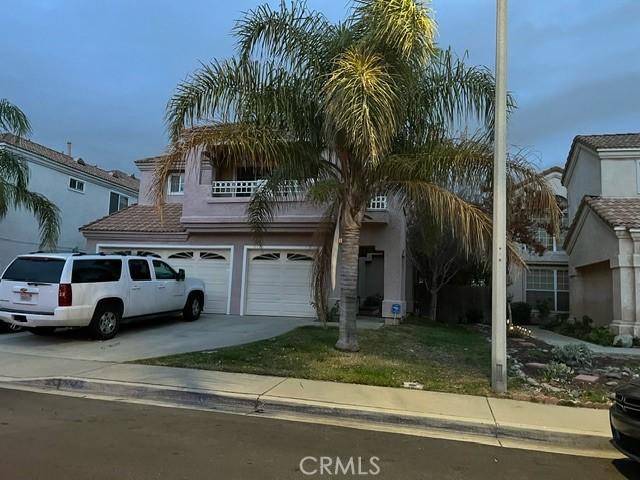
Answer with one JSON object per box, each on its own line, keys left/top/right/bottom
{"left": 351, "top": 0, "right": 436, "bottom": 67}
{"left": 322, "top": 47, "right": 400, "bottom": 163}
{"left": 0, "top": 99, "right": 31, "bottom": 136}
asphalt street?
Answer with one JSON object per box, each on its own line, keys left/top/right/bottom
{"left": 0, "top": 389, "right": 637, "bottom": 480}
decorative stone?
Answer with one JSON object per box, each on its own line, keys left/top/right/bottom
{"left": 541, "top": 383, "right": 564, "bottom": 393}
{"left": 614, "top": 334, "right": 634, "bottom": 348}
{"left": 520, "top": 342, "right": 537, "bottom": 348}
{"left": 606, "top": 372, "right": 623, "bottom": 379}
{"left": 574, "top": 374, "right": 599, "bottom": 383}
{"left": 525, "top": 362, "right": 547, "bottom": 370}
{"left": 622, "top": 372, "right": 630, "bottom": 377}
{"left": 606, "top": 381, "right": 619, "bottom": 387}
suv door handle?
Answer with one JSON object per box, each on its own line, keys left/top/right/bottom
{"left": 131, "top": 286, "right": 141, "bottom": 291}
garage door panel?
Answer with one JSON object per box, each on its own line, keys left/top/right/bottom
{"left": 245, "top": 249, "right": 315, "bottom": 317}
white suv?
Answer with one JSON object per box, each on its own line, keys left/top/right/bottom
{"left": 0, "top": 253, "right": 206, "bottom": 340}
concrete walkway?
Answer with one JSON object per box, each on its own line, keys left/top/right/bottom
{"left": 530, "top": 326, "right": 640, "bottom": 356}
{"left": 0, "top": 350, "right": 616, "bottom": 458}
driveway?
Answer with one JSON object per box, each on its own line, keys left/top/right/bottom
{"left": 0, "top": 314, "right": 312, "bottom": 362}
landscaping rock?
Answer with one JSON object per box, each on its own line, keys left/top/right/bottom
{"left": 526, "top": 377, "right": 540, "bottom": 387}
{"left": 402, "top": 382, "right": 424, "bottom": 390}
{"left": 614, "top": 334, "right": 634, "bottom": 348}
{"left": 606, "top": 372, "right": 623, "bottom": 379}
{"left": 606, "top": 381, "right": 619, "bottom": 387}
{"left": 520, "top": 342, "right": 537, "bottom": 348}
{"left": 574, "top": 374, "right": 599, "bottom": 383}
{"left": 525, "top": 362, "right": 547, "bottom": 370}
{"left": 622, "top": 372, "right": 630, "bottom": 377}
{"left": 541, "top": 383, "right": 564, "bottom": 393}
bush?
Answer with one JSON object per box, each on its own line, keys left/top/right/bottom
{"left": 552, "top": 344, "right": 593, "bottom": 368}
{"left": 535, "top": 300, "right": 552, "bottom": 320}
{"left": 542, "top": 362, "right": 575, "bottom": 382}
{"left": 543, "top": 315, "right": 614, "bottom": 346}
{"left": 510, "top": 302, "right": 531, "bottom": 325}
{"left": 587, "top": 327, "right": 614, "bottom": 346}
{"left": 464, "top": 307, "right": 484, "bottom": 324}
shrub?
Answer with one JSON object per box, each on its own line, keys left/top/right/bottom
{"left": 587, "top": 327, "right": 614, "bottom": 346}
{"left": 510, "top": 302, "right": 531, "bottom": 325}
{"left": 536, "top": 300, "right": 552, "bottom": 321}
{"left": 542, "top": 362, "right": 575, "bottom": 383}
{"left": 464, "top": 307, "right": 484, "bottom": 324}
{"left": 552, "top": 344, "right": 593, "bottom": 368}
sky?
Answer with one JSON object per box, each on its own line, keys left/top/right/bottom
{"left": 2, "top": 0, "right": 639, "bottom": 174}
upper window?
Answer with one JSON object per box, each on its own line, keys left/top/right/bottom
{"left": 109, "top": 192, "right": 129, "bottom": 214}
{"left": 168, "top": 174, "right": 185, "bottom": 195}
{"left": 253, "top": 252, "right": 280, "bottom": 261}
{"left": 2, "top": 257, "right": 65, "bottom": 283}
{"left": 72, "top": 259, "right": 122, "bottom": 283}
{"left": 152, "top": 260, "right": 177, "bottom": 280}
{"left": 287, "top": 253, "right": 313, "bottom": 262}
{"left": 168, "top": 251, "right": 193, "bottom": 259}
{"left": 69, "top": 177, "right": 85, "bottom": 193}
{"left": 128, "top": 259, "right": 151, "bottom": 281}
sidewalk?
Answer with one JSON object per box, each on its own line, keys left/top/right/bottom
{"left": 530, "top": 326, "right": 640, "bottom": 356}
{"left": 0, "top": 351, "right": 616, "bottom": 458}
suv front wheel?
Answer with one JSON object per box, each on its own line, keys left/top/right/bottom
{"left": 89, "top": 303, "right": 121, "bottom": 340}
{"left": 183, "top": 292, "right": 203, "bottom": 322}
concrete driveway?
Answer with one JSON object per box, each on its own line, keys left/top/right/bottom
{"left": 0, "top": 314, "right": 312, "bottom": 362}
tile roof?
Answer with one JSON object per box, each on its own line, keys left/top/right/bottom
{"left": 574, "top": 133, "right": 640, "bottom": 150}
{"left": 584, "top": 196, "right": 640, "bottom": 229}
{"left": 134, "top": 154, "right": 168, "bottom": 166}
{"left": 0, "top": 133, "right": 140, "bottom": 192}
{"left": 80, "top": 203, "right": 185, "bottom": 233}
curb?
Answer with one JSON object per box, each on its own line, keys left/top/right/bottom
{"left": 0, "top": 376, "right": 613, "bottom": 453}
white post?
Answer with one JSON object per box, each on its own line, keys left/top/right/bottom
{"left": 491, "top": 0, "right": 508, "bottom": 393}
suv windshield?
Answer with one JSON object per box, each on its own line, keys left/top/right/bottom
{"left": 2, "top": 257, "right": 66, "bottom": 284}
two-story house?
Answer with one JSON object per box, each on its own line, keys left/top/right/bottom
{"left": 0, "top": 134, "right": 139, "bottom": 269}
{"left": 508, "top": 166, "right": 569, "bottom": 315}
{"left": 81, "top": 151, "right": 413, "bottom": 321}
{"left": 562, "top": 133, "right": 640, "bottom": 335}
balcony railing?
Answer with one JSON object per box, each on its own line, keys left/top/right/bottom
{"left": 211, "top": 180, "right": 387, "bottom": 210}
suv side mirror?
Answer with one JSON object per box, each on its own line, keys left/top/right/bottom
{"left": 177, "top": 269, "right": 185, "bottom": 281}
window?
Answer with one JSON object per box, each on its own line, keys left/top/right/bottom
{"left": 72, "top": 259, "right": 122, "bottom": 283}
{"left": 136, "top": 250, "right": 161, "bottom": 258}
{"left": 200, "top": 252, "right": 226, "bottom": 260}
{"left": 168, "top": 174, "right": 185, "bottom": 195}
{"left": 526, "top": 268, "right": 569, "bottom": 312}
{"left": 2, "top": 257, "right": 65, "bottom": 283}
{"left": 253, "top": 252, "right": 280, "bottom": 261}
{"left": 287, "top": 253, "right": 313, "bottom": 261}
{"left": 128, "top": 259, "right": 151, "bottom": 281}
{"left": 69, "top": 177, "right": 85, "bottom": 193}
{"left": 168, "top": 251, "right": 193, "bottom": 259}
{"left": 152, "top": 260, "right": 177, "bottom": 280}
{"left": 109, "top": 192, "right": 129, "bottom": 214}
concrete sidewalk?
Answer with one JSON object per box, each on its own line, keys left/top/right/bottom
{"left": 0, "top": 351, "right": 616, "bottom": 458}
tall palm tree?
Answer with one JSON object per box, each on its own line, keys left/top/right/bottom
{"left": 0, "top": 99, "right": 60, "bottom": 248}
{"left": 155, "top": 0, "right": 559, "bottom": 351}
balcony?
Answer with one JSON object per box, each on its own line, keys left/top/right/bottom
{"left": 211, "top": 180, "right": 387, "bottom": 210}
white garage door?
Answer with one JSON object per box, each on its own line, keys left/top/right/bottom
{"left": 245, "top": 249, "right": 315, "bottom": 317}
{"left": 98, "top": 247, "right": 231, "bottom": 314}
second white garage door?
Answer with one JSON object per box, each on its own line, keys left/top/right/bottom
{"left": 245, "top": 249, "right": 315, "bottom": 317}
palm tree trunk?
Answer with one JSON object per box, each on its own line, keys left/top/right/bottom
{"left": 335, "top": 207, "right": 362, "bottom": 352}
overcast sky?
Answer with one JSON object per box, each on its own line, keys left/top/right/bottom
{"left": 3, "top": 0, "right": 639, "bottom": 174}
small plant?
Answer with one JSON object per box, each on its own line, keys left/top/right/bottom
{"left": 510, "top": 302, "right": 531, "bottom": 325}
{"left": 535, "top": 300, "right": 552, "bottom": 321}
{"left": 552, "top": 344, "right": 593, "bottom": 368}
{"left": 327, "top": 301, "right": 340, "bottom": 322}
{"left": 587, "top": 327, "right": 614, "bottom": 346}
{"left": 542, "top": 362, "right": 574, "bottom": 383}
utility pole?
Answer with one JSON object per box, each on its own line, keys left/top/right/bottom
{"left": 491, "top": 0, "right": 508, "bottom": 393}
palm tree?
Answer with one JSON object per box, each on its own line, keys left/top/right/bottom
{"left": 0, "top": 99, "right": 60, "bottom": 248}
{"left": 154, "top": 0, "right": 559, "bottom": 351}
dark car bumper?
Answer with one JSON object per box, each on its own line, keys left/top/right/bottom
{"left": 610, "top": 404, "right": 640, "bottom": 462}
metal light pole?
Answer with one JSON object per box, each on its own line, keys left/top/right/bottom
{"left": 491, "top": 0, "right": 508, "bottom": 393}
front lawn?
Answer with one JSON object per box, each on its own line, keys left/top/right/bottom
{"left": 137, "top": 318, "right": 494, "bottom": 396}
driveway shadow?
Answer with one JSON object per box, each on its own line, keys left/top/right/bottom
{"left": 612, "top": 458, "right": 640, "bottom": 479}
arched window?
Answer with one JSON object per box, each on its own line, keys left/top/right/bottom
{"left": 200, "top": 252, "right": 226, "bottom": 260}
{"left": 287, "top": 253, "right": 313, "bottom": 262}
{"left": 253, "top": 252, "right": 280, "bottom": 261}
{"left": 168, "top": 251, "right": 194, "bottom": 259}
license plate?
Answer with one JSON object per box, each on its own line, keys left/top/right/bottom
{"left": 19, "top": 292, "right": 32, "bottom": 302}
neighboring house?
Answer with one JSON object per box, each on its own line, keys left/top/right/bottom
{"left": 81, "top": 151, "right": 413, "bottom": 321}
{"left": 0, "top": 134, "right": 139, "bottom": 269}
{"left": 562, "top": 133, "right": 640, "bottom": 335}
{"left": 508, "top": 166, "right": 569, "bottom": 315}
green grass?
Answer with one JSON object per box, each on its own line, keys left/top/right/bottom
{"left": 137, "top": 318, "right": 493, "bottom": 396}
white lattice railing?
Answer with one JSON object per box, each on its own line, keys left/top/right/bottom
{"left": 368, "top": 195, "right": 388, "bottom": 211}
{"left": 212, "top": 180, "right": 387, "bottom": 210}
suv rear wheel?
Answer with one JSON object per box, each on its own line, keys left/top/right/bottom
{"left": 183, "top": 292, "right": 203, "bottom": 322}
{"left": 89, "top": 303, "right": 121, "bottom": 340}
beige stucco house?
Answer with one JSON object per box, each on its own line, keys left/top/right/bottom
{"left": 508, "top": 166, "right": 569, "bottom": 314}
{"left": 81, "top": 151, "right": 413, "bottom": 322}
{"left": 563, "top": 133, "right": 640, "bottom": 335}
